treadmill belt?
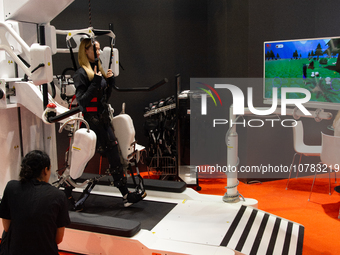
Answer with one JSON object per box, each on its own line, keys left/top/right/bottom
{"left": 76, "top": 173, "right": 187, "bottom": 193}
{"left": 72, "top": 192, "right": 177, "bottom": 231}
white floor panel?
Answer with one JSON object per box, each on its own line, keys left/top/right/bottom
{"left": 151, "top": 199, "right": 242, "bottom": 246}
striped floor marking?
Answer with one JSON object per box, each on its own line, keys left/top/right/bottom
{"left": 220, "top": 205, "right": 304, "bottom": 255}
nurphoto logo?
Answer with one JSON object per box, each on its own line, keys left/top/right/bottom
{"left": 199, "top": 84, "right": 312, "bottom": 116}
{"left": 197, "top": 82, "right": 312, "bottom": 128}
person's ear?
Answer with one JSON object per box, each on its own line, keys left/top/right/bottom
{"left": 43, "top": 167, "right": 49, "bottom": 176}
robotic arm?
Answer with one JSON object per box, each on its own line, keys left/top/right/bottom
{"left": 0, "top": 21, "right": 53, "bottom": 85}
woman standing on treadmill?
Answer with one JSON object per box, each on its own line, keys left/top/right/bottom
{"left": 72, "top": 38, "right": 146, "bottom": 208}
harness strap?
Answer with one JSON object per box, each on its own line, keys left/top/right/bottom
{"left": 86, "top": 107, "right": 97, "bottom": 112}
{"left": 86, "top": 97, "right": 98, "bottom": 112}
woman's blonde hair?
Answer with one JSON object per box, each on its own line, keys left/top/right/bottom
{"left": 78, "top": 38, "right": 106, "bottom": 81}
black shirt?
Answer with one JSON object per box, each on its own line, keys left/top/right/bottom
{"left": 0, "top": 179, "right": 70, "bottom": 255}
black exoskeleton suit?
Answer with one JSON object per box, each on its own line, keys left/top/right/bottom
{"left": 73, "top": 63, "right": 128, "bottom": 194}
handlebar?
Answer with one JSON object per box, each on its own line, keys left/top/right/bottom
{"left": 48, "top": 106, "right": 81, "bottom": 123}
{"left": 113, "top": 78, "right": 168, "bottom": 92}
{"left": 59, "top": 117, "right": 91, "bottom": 133}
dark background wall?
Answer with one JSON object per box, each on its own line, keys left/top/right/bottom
{"left": 50, "top": 0, "right": 339, "bottom": 178}
{"left": 51, "top": 0, "right": 208, "bottom": 140}
{"left": 51, "top": 0, "right": 209, "bottom": 171}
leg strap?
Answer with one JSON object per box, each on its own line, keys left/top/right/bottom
{"left": 110, "top": 165, "right": 127, "bottom": 188}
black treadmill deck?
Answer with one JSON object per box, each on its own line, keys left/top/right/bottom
{"left": 76, "top": 173, "right": 187, "bottom": 193}
{"left": 68, "top": 189, "right": 177, "bottom": 237}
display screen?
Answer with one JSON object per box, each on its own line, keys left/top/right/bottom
{"left": 264, "top": 37, "right": 340, "bottom": 110}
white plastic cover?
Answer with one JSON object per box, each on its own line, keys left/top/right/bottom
{"left": 30, "top": 43, "right": 53, "bottom": 85}
{"left": 4, "top": 0, "right": 74, "bottom": 24}
{"left": 45, "top": 25, "right": 57, "bottom": 55}
{"left": 69, "top": 128, "right": 97, "bottom": 179}
{"left": 100, "top": 47, "right": 119, "bottom": 77}
{"left": 111, "top": 114, "right": 135, "bottom": 160}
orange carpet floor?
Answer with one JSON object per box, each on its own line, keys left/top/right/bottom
{"left": 59, "top": 176, "right": 340, "bottom": 255}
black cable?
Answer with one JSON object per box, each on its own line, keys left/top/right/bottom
{"left": 88, "top": 0, "right": 92, "bottom": 27}
{"left": 68, "top": 41, "right": 78, "bottom": 71}
{"left": 93, "top": 42, "right": 99, "bottom": 70}
{"left": 113, "top": 78, "right": 168, "bottom": 92}
{"left": 31, "top": 63, "right": 45, "bottom": 73}
{"left": 17, "top": 55, "right": 30, "bottom": 68}
{"left": 50, "top": 81, "right": 56, "bottom": 99}
{"left": 108, "top": 23, "right": 114, "bottom": 69}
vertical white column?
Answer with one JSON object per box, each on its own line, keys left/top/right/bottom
{"left": 223, "top": 105, "right": 240, "bottom": 202}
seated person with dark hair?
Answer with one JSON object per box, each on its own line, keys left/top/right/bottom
{"left": 0, "top": 150, "right": 70, "bottom": 255}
